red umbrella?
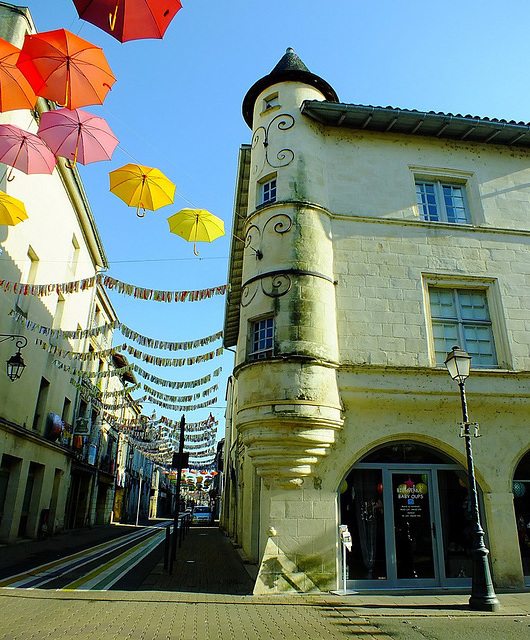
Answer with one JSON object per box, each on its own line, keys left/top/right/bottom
{"left": 0, "top": 124, "right": 56, "bottom": 181}
{"left": 16, "top": 29, "right": 116, "bottom": 110}
{"left": 0, "top": 38, "right": 37, "bottom": 112}
{"left": 38, "top": 108, "right": 119, "bottom": 168}
{"left": 73, "top": 0, "right": 183, "bottom": 43}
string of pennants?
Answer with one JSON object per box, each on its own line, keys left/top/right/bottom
{"left": 0, "top": 275, "right": 227, "bottom": 303}
{"left": 36, "top": 338, "right": 223, "bottom": 367}
{"left": 100, "top": 411, "right": 218, "bottom": 459}
{"left": 100, "top": 394, "right": 218, "bottom": 413}
{"left": 9, "top": 309, "right": 223, "bottom": 351}
{"left": 54, "top": 359, "right": 221, "bottom": 389}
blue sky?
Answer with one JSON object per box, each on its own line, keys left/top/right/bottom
{"left": 18, "top": 0, "right": 530, "bottom": 437}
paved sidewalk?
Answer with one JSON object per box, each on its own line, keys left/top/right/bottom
{"left": 2, "top": 522, "right": 530, "bottom": 639}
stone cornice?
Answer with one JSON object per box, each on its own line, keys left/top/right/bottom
{"left": 245, "top": 199, "right": 530, "bottom": 238}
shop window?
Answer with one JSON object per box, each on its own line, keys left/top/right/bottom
{"left": 248, "top": 317, "right": 274, "bottom": 360}
{"left": 513, "top": 451, "right": 530, "bottom": 578}
{"left": 429, "top": 287, "right": 497, "bottom": 367}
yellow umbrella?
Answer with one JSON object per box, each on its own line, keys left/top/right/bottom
{"left": 109, "top": 163, "right": 175, "bottom": 217}
{"left": 0, "top": 190, "right": 28, "bottom": 226}
{"left": 167, "top": 208, "right": 225, "bottom": 255}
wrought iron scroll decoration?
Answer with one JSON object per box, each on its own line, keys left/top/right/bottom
{"left": 240, "top": 268, "right": 336, "bottom": 308}
{"left": 241, "top": 273, "right": 292, "bottom": 308}
{"left": 244, "top": 213, "right": 293, "bottom": 260}
{"left": 252, "top": 113, "right": 295, "bottom": 175}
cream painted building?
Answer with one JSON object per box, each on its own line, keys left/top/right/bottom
{"left": 0, "top": 3, "right": 122, "bottom": 542}
{"left": 222, "top": 49, "right": 530, "bottom": 594}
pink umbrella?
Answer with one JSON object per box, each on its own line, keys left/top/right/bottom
{"left": 0, "top": 123, "right": 56, "bottom": 181}
{"left": 38, "top": 108, "right": 119, "bottom": 168}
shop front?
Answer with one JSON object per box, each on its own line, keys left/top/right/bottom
{"left": 340, "top": 442, "right": 486, "bottom": 590}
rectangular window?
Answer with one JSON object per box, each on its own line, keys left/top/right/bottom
{"left": 68, "top": 235, "right": 80, "bottom": 276}
{"left": 261, "top": 178, "right": 277, "bottom": 205}
{"left": 416, "top": 181, "right": 470, "bottom": 223}
{"left": 249, "top": 317, "right": 274, "bottom": 360}
{"left": 32, "top": 377, "right": 50, "bottom": 432}
{"left": 429, "top": 288, "right": 497, "bottom": 367}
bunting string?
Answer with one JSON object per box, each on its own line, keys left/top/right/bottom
{"left": 1, "top": 276, "right": 227, "bottom": 303}
{"left": 9, "top": 309, "right": 223, "bottom": 351}
{"left": 36, "top": 338, "right": 223, "bottom": 367}
{"left": 53, "top": 358, "right": 221, "bottom": 390}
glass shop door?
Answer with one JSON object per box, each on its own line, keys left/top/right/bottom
{"left": 388, "top": 470, "right": 439, "bottom": 586}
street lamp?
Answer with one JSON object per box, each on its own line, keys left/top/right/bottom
{"left": 0, "top": 334, "right": 28, "bottom": 382}
{"left": 444, "top": 345, "right": 500, "bottom": 612}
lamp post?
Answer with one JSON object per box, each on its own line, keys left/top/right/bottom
{"left": 0, "top": 334, "right": 27, "bottom": 381}
{"left": 444, "top": 345, "right": 500, "bottom": 612}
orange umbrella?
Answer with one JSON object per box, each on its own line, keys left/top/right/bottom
{"left": 17, "top": 29, "right": 116, "bottom": 110}
{"left": 0, "top": 38, "right": 37, "bottom": 112}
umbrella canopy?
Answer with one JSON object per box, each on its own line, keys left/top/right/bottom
{"left": 38, "top": 108, "right": 118, "bottom": 168}
{"left": 0, "top": 38, "right": 37, "bottom": 112}
{"left": 167, "top": 208, "right": 225, "bottom": 255}
{"left": 17, "top": 29, "right": 116, "bottom": 110}
{"left": 109, "top": 163, "right": 175, "bottom": 217}
{"left": 73, "top": 0, "right": 183, "bottom": 43}
{"left": 0, "top": 190, "right": 28, "bottom": 225}
{"left": 0, "top": 124, "right": 56, "bottom": 180}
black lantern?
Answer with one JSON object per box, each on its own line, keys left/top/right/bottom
{"left": 1, "top": 334, "right": 28, "bottom": 382}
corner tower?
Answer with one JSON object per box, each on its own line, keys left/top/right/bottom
{"left": 224, "top": 49, "right": 343, "bottom": 592}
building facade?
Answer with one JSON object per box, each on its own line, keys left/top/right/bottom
{"left": 0, "top": 3, "right": 155, "bottom": 542}
{"left": 222, "top": 49, "right": 530, "bottom": 594}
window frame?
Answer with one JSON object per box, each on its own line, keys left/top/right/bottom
{"left": 427, "top": 285, "right": 499, "bottom": 369}
{"left": 248, "top": 316, "right": 274, "bottom": 361}
{"left": 260, "top": 176, "right": 277, "bottom": 206}
{"left": 415, "top": 179, "right": 471, "bottom": 224}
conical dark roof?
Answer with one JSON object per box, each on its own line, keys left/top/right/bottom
{"left": 242, "top": 48, "right": 338, "bottom": 128}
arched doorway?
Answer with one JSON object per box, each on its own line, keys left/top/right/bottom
{"left": 339, "top": 442, "right": 481, "bottom": 589}
{"left": 513, "top": 450, "right": 530, "bottom": 581}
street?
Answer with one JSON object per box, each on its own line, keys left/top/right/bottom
{"left": 0, "top": 523, "right": 168, "bottom": 591}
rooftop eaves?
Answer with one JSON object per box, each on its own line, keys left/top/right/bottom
{"left": 300, "top": 100, "right": 530, "bottom": 148}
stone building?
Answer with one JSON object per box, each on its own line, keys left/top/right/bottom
{"left": 222, "top": 49, "right": 530, "bottom": 594}
{"left": 0, "top": 3, "right": 140, "bottom": 542}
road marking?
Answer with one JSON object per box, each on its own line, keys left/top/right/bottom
{"left": 0, "top": 524, "right": 169, "bottom": 589}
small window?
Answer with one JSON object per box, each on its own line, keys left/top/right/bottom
{"left": 416, "top": 180, "right": 470, "bottom": 224}
{"left": 249, "top": 317, "right": 274, "bottom": 360}
{"left": 261, "top": 178, "right": 277, "bottom": 205}
{"left": 263, "top": 93, "right": 279, "bottom": 111}
{"left": 52, "top": 295, "right": 65, "bottom": 329}
{"left": 68, "top": 235, "right": 80, "bottom": 276}
{"left": 429, "top": 288, "right": 497, "bottom": 367}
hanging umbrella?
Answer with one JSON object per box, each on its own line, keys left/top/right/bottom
{"left": 0, "top": 124, "right": 56, "bottom": 181}
{"left": 38, "top": 108, "right": 118, "bottom": 168}
{"left": 17, "top": 29, "right": 116, "bottom": 110}
{"left": 0, "top": 38, "right": 37, "bottom": 112}
{"left": 167, "top": 208, "right": 225, "bottom": 255}
{"left": 109, "top": 163, "right": 175, "bottom": 217}
{"left": 73, "top": 0, "right": 183, "bottom": 43}
{"left": 0, "top": 190, "right": 28, "bottom": 225}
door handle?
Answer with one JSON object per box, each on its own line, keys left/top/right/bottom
{"left": 431, "top": 521, "right": 436, "bottom": 539}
